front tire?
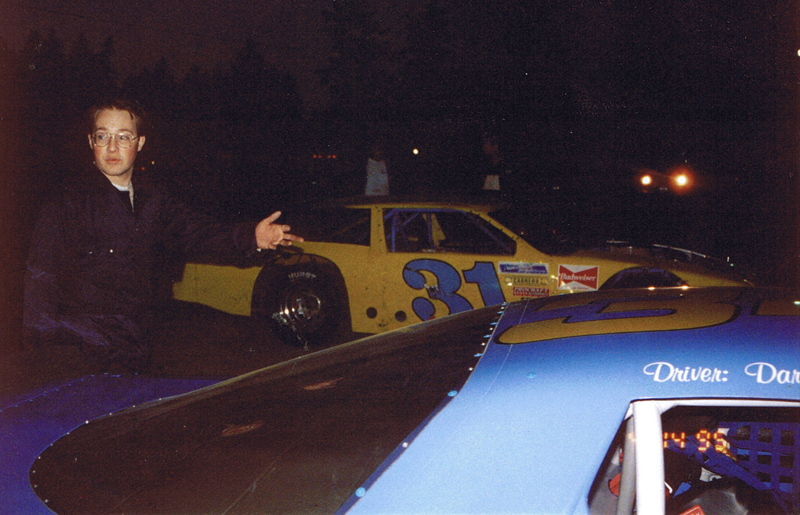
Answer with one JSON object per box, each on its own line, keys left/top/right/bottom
{"left": 252, "top": 262, "right": 347, "bottom": 347}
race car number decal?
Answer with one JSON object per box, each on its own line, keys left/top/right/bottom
{"left": 496, "top": 291, "right": 740, "bottom": 344}
{"left": 403, "top": 259, "right": 504, "bottom": 321}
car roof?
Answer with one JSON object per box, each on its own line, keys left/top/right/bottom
{"left": 313, "top": 195, "right": 502, "bottom": 212}
{"left": 349, "top": 287, "right": 800, "bottom": 513}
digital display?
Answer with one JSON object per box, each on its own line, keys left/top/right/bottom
{"left": 663, "top": 429, "right": 735, "bottom": 460}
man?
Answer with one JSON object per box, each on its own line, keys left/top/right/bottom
{"left": 23, "top": 99, "right": 302, "bottom": 371}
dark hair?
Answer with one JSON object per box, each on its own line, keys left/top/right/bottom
{"left": 87, "top": 98, "right": 147, "bottom": 135}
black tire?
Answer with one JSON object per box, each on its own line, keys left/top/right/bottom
{"left": 251, "top": 262, "right": 348, "bottom": 347}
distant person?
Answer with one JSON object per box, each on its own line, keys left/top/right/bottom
{"left": 23, "top": 98, "right": 302, "bottom": 371}
{"left": 365, "top": 144, "right": 390, "bottom": 196}
{"left": 479, "top": 131, "right": 513, "bottom": 199}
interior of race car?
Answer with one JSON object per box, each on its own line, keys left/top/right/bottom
{"left": 588, "top": 403, "right": 799, "bottom": 515}
{"left": 383, "top": 208, "right": 516, "bottom": 254}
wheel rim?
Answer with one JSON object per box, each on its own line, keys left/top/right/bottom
{"left": 274, "top": 287, "right": 324, "bottom": 332}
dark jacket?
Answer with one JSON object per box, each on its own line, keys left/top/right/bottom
{"left": 24, "top": 172, "right": 258, "bottom": 338}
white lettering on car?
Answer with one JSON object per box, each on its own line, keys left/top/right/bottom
{"left": 643, "top": 362, "right": 728, "bottom": 383}
{"left": 643, "top": 361, "right": 800, "bottom": 384}
{"left": 744, "top": 362, "right": 800, "bottom": 384}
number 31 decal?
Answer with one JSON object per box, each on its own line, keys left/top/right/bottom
{"left": 403, "top": 259, "right": 504, "bottom": 321}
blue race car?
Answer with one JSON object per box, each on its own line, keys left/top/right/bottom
{"left": 3, "top": 287, "right": 799, "bottom": 514}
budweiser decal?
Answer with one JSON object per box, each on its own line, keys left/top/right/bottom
{"left": 558, "top": 264, "right": 599, "bottom": 291}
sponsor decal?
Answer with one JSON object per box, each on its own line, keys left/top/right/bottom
{"left": 558, "top": 264, "right": 599, "bottom": 291}
{"left": 499, "top": 262, "right": 548, "bottom": 275}
{"left": 505, "top": 276, "right": 549, "bottom": 287}
{"left": 512, "top": 286, "right": 549, "bottom": 298}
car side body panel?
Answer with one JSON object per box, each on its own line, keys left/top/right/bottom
{"left": 172, "top": 201, "right": 749, "bottom": 336}
{"left": 174, "top": 245, "right": 744, "bottom": 333}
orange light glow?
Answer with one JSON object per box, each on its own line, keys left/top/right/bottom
{"left": 668, "top": 166, "right": 694, "bottom": 192}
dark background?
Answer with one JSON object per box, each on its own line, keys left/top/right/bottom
{"left": 1, "top": 0, "right": 798, "bottom": 363}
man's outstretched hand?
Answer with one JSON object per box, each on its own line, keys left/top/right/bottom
{"left": 256, "top": 211, "right": 303, "bottom": 250}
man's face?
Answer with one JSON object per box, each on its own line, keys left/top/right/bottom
{"left": 88, "top": 108, "right": 146, "bottom": 187}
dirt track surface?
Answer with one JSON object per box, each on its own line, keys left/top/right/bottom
{"left": 0, "top": 302, "right": 359, "bottom": 397}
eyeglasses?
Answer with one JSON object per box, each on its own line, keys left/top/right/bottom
{"left": 92, "top": 132, "right": 139, "bottom": 149}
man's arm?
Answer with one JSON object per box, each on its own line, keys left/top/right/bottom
{"left": 23, "top": 203, "right": 65, "bottom": 345}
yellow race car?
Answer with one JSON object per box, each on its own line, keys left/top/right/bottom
{"left": 173, "top": 199, "right": 752, "bottom": 345}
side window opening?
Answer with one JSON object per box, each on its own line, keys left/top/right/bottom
{"left": 384, "top": 208, "right": 516, "bottom": 255}
{"left": 289, "top": 208, "right": 371, "bottom": 246}
{"left": 432, "top": 211, "right": 516, "bottom": 255}
{"left": 589, "top": 401, "right": 800, "bottom": 515}
{"left": 384, "top": 210, "right": 432, "bottom": 252}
